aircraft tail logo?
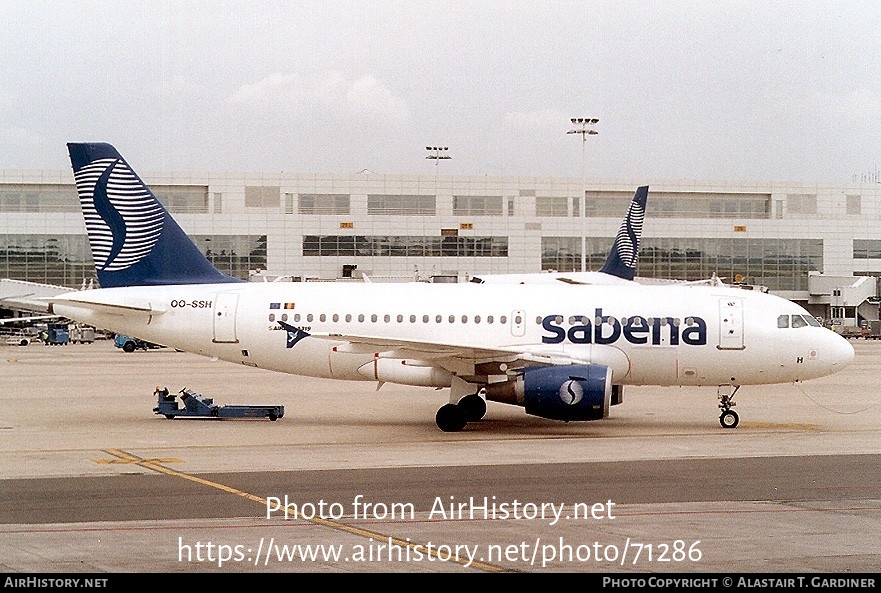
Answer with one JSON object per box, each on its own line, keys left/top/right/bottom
{"left": 71, "top": 156, "right": 165, "bottom": 273}
{"left": 67, "top": 143, "right": 242, "bottom": 288}
{"left": 599, "top": 186, "right": 648, "bottom": 281}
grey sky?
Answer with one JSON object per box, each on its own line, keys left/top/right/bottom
{"left": 2, "top": 1, "right": 879, "bottom": 182}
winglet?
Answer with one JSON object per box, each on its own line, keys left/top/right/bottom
{"left": 598, "top": 186, "right": 648, "bottom": 281}
{"left": 67, "top": 142, "right": 243, "bottom": 288}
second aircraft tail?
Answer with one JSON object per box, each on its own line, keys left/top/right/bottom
{"left": 598, "top": 186, "right": 648, "bottom": 281}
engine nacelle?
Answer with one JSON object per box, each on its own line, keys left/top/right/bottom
{"left": 484, "top": 364, "right": 612, "bottom": 421}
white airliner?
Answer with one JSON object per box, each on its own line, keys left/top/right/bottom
{"left": 49, "top": 143, "right": 855, "bottom": 432}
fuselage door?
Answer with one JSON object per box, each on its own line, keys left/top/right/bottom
{"left": 213, "top": 292, "right": 239, "bottom": 343}
{"left": 511, "top": 310, "right": 526, "bottom": 337}
{"left": 718, "top": 297, "right": 744, "bottom": 350}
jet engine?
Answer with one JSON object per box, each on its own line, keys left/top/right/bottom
{"left": 483, "top": 364, "right": 613, "bottom": 421}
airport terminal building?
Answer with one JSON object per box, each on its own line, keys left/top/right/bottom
{"left": 2, "top": 167, "right": 880, "bottom": 326}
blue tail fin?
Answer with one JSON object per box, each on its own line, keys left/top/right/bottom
{"left": 67, "top": 143, "right": 243, "bottom": 287}
{"left": 598, "top": 186, "right": 648, "bottom": 281}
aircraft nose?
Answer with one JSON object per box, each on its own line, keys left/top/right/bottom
{"left": 827, "top": 331, "right": 855, "bottom": 369}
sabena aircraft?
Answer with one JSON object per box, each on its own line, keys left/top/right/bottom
{"left": 49, "top": 143, "right": 855, "bottom": 432}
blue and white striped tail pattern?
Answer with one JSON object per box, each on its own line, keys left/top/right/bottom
{"left": 614, "top": 193, "right": 645, "bottom": 269}
{"left": 599, "top": 186, "right": 648, "bottom": 281}
{"left": 73, "top": 158, "right": 165, "bottom": 272}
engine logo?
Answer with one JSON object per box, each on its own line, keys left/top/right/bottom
{"left": 559, "top": 380, "right": 584, "bottom": 405}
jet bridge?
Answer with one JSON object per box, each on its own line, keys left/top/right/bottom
{"left": 807, "top": 272, "right": 879, "bottom": 328}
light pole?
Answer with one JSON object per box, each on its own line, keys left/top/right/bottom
{"left": 426, "top": 146, "right": 451, "bottom": 214}
{"left": 425, "top": 146, "right": 451, "bottom": 177}
{"left": 567, "top": 118, "right": 598, "bottom": 272}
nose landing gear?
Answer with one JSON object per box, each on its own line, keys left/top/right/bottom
{"left": 718, "top": 385, "right": 740, "bottom": 428}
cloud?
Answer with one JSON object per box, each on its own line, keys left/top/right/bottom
{"left": 345, "top": 75, "right": 409, "bottom": 123}
{"left": 227, "top": 71, "right": 342, "bottom": 106}
{"left": 228, "top": 70, "right": 409, "bottom": 123}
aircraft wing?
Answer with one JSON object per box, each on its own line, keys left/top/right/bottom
{"left": 307, "top": 330, "right": 587, "bottom": 373}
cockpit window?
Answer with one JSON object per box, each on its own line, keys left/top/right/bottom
{"left": 804, "top": 315, "right": 821, "bottom": 327}
{"left": 791, "top": 315, "right": 808, "bottom": 328}
{"left": 779, "top": 314, "right": 821, "bottom": 329}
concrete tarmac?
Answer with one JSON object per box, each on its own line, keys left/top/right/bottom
{"left": 1, "top": 338, "right": 880, "bottom": 574}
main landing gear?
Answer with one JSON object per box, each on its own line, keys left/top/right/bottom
{"left": 436, "top": 392, "right": 487, "bottom": 432}
{"left": 718, "top": 385, "right": 740, "bottom": 428}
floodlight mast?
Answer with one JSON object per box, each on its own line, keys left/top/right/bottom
{"left": 567, "top": 118, "right": 598, "bottom": 272}
{"left": 425, "top": 146, "right": 451, "bottom": 209}
{"left": 425, "top": 146, "right": 451, "bottom": 168}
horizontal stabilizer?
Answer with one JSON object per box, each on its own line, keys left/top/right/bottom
{"left": 0, "top": 278, "right": 74, "bottom": 313}
{"left": 50, "top": 295, "right": 166, "bottom": 316}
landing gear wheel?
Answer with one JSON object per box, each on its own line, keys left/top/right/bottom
{"left": 436, "top": 403, "right": 467, "bottom": 432}
{"left": 717, "top": 385, "right": 740, "bottom": 429}
{"left": 719, "top": 410, "right": 739, "bottom": 429}
{"left": 458, "top": 393, "right": 487, "bottom": 422}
